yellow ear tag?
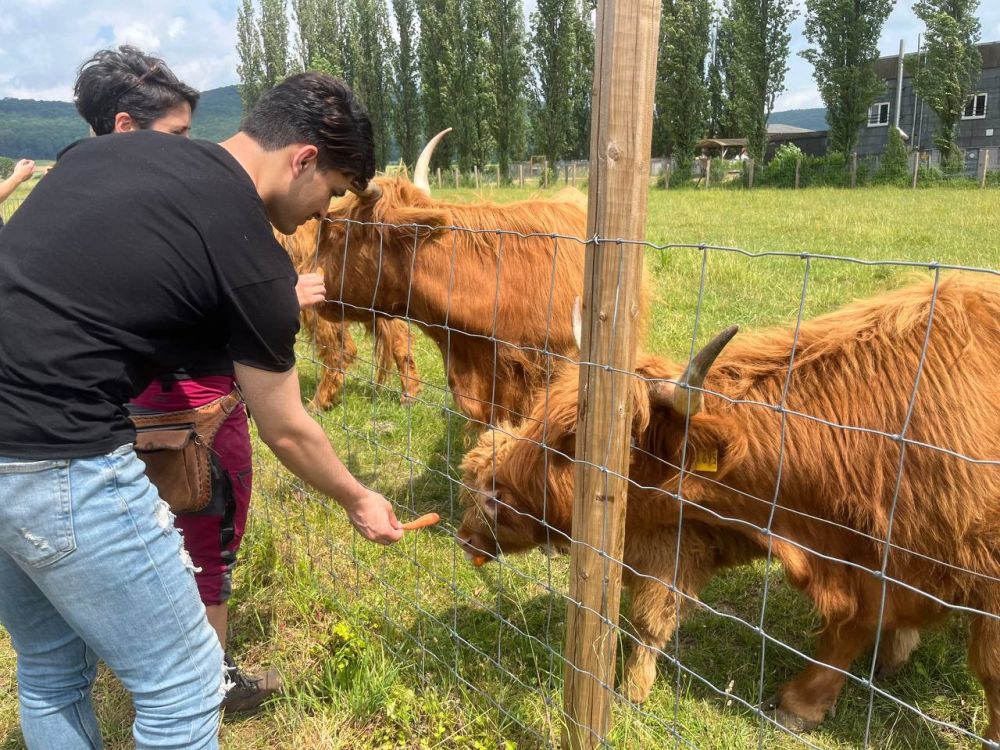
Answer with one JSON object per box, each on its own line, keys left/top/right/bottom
{"left": 693, "top": 448, "right": 718, "bottom": 473}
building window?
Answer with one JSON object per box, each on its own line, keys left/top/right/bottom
{"left": 868, "top": 102, "right": 889, "bottom": 127}
{"left": 963, "top": 93, "right": 987, "bottom": 120}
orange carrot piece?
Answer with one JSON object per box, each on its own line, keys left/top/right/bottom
{"left": 472, "top": 555, "right": 488, "bottom": 567}
{"left": 401, "top": 512, "right": 440, "bottom": 531}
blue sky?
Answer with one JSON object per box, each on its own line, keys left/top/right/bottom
{"left": 1, "top": 0, "right": 998, "bottom": 110}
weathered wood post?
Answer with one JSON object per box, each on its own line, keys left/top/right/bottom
{"left": 911, "top": 150, "right": 920, "bottom": 189}
{"left": 850, "top": 152, "right": 858, "bottom": 188}
{"left": 496, "top": 164, "right": 501, "bottom": 187}
{"left": 543, "top": 159, "right": 549, "bottom": 188}
{"left": 562, "top": 0, "right": 659, "bottom": 747}
{"left": 795, "top": 157, "right": 801, "bottom": 189}
{"left": 747, "top": 158, "right": 755, "bottom": 189}
{"left": 663, "top": 159, "right": 671, "bottom": 190}
{"left": 981, "top": 148, "right": 990, "bottom": 189}
{"left": 436, "top": 167, "right": 442, "bottom": 189}
{"left": 572, "top": 161, "right": 577, "bottom": 187}
{"left": 519, "top": 163, "right": 525, "bottom": 188}
{"left": 474, "top": 165, "right": 480, "bottom": 189}
{"left": 454, "top": 166, "right": 460, "bottom": 189}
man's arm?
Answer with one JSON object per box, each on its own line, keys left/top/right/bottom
{"left": 0, "top": 160, "right": 36, "bottom": 205}
{"left": 234, "top": 361, "right": 403, "bottom": 545}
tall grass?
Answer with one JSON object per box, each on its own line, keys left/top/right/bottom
{"left": 2, "top": 187, "right": 997, "bottom": 749}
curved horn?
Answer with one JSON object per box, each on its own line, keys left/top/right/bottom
{"left": 672, "top": 325, "right": 739, "bottom": 416}
{"left": 572, "top": 297, "right": 583, "bottom": 350}
{"left": 347, "top": 180, "right": 382, "bottom": 203}
{"left": 413, "top": 128, "right": 452, "bottom": 195}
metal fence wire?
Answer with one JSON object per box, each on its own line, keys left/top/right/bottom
{"left": 251, "top": 214, "right": 1000, "bottom": 750}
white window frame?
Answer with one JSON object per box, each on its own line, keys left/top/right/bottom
{"left": 868, "top": 101, "right": 890, "bottom": 127}
{"left": 962, "top": 92, "right": 988, "bottom": 120}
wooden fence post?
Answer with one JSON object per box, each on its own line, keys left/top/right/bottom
{"left": 795, "top": 158, "right": 801, "bottom": 189}
{"left": 543, "top": 159, "right": 548, "bottom": 188}
{"left": 519, "top": 163, "right": 524, "bottom": 188}
{"left": 474, "top": 165, "right": 480, "bottom": 189}
{"left": 911, "top": 151, "right": 920, "bottom": 189}
{"left": 496, "top": 164, "right": 501, "bottom": 187}
{"left": 436, "top": 167, "right": 442, "bottom": 189}
{"left": 454, "top": 166, "right": 459, "bottom": 189}
{"left": 704, "top": 157, "right": 711, "bottom": 188}
{"left": 747, "top": 158, "right": 755, "bottom": 189}
{"left": 562, "top": 0, "right": 658, "bottom": 747}
{"left": 572, "top": 161, "right": 577, "bottom": 187}
{"left": 663, "top": 160, "right": 671, "bottom": 189}
{"left": 850, "top": 152, "right": 858, "bottom": 188}
{"left": 981, "top": 149, "right": 990, "bottom": 189}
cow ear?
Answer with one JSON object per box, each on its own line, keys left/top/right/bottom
{"left": 383, "top": 206, "right": 451, "bottom": 241}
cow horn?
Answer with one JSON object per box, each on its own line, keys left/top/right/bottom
{"left": 348, "top": 180, "right": 382, "bottom": 202}
{"left": 672, "top": 325, "right": 739, "bottom": 416}
{"left": 413, "top": 128, "right": 453, "bottom": 195}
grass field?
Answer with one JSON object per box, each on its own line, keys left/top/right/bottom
{"left": 2, "top": 186, "right": 999, "bottom": 749}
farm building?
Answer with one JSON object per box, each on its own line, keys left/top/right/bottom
{"left": 857, "top": 39, "right": 1000, "bottom": 165}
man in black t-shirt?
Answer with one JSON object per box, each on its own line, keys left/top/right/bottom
{"left": 0, "top": 73, "right": 402, "bottom": 750}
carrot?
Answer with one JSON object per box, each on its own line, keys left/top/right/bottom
{"left": 471, "top": 555, "right": 488, "bottom": 567}
{"left": 401, "top": 512, "right": 440, "bottom": 531}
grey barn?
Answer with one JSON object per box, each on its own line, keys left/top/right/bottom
{"left": 857, "top": 40, "right": 1000, "bottom": 166}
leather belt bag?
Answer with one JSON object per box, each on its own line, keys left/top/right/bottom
{"left": 128, "top": 389, "right": 242, "bottom": 513}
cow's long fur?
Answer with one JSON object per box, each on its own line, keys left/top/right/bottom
{"left": 458, "top": 274, "right": 1000, "bottom": 742}
{"left": 275, "top": 220, "right": 421, "bottom": 407}
{"left": 316, "top": 177, "right": 593, "bottom": 426}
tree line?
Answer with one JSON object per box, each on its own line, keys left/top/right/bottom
{"left": 236, "top": 0, "right": 983, "bottom": 180}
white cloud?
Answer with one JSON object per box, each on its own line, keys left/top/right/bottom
{"left": 0, "top": 1, "right": 240, "bottom": 101}
{"left": 775, "top": 87, "right": 824, "bottom": 111}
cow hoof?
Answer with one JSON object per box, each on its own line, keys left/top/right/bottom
{"left": 760, "top": 695, "right": 823, "bottom": 733}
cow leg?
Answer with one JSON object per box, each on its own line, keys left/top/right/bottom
{"left": 875, "top": 627, "right": 920, "bottom": 679}
{"left": 766, "top": 620, "right": 874, "bottom": 732}
{"left": 620, "top": 528, "right": 725, "bottom": 704}
{"left": 381, "top": 318, "right": 422, "bottom": 403}
{"left": 310, "top": 318, "right": 356, "bottom": 410}
{"left": 968, "top": 613, "right": 1000, "bottom": 747}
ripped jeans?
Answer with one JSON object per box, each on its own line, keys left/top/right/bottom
{"left": 0, "top": 444, "right": 224, "bottom": 749}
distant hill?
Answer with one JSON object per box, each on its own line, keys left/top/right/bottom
{"left": 768, "top": 107, "right": 829, "bottom": 132}
{"left": 0, "top": 85, "right": 244, "bottom": 160}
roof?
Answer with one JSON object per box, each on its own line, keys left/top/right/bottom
{"left": 767, "top": 123, "right": 815, "bottom": 134}
{"left": 875, "top": 40, "right": 1000, "bottom": 78}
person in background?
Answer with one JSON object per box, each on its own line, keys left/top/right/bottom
{"left": 0, "top": 158, "right": 36, "bottom": 229}
{"left": 71, "top": 45, "right": 330, "bottom": 714}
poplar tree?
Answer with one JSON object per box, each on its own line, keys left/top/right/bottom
{"left": 484, "top": 0, "right": 529, "bottom": 180}
{"left": 260, "top": 0, "right": 291, "bottom": 88}
{"left": 705, "top": 16, "right": 738, "bottom": 138}
{"left": 567, "top": 0, "right": 595, "bottom": 160}
{"left": 912, "top": 0, "right": 982, "bottom": 167}
{"left": 726, "top": 0, "right": 796, "bottom": 163}
{"left": 236, "top": 0, "right": 265, "bottom": 111}
{"left": 451, "top": 0, "right": 493, "bottom": 172}
{"left": 292, "top": 0, "right": 350, "bottom": 77}
{"left": 417, "top": 0, "right": 459, "bottom": 170}
{"left": 393, "top": 0, "right": 423, "bottom": 168}
{"left": 350, "top": 0, "right": 396, "bottom": 169}
{"left": 530, "top": 0, "right": 576, "bottom": 171}
{"left": 802, "top": 0, "right": 894, "bottom": 156}
{"left": 653, "top": 0, "right": 712, "bottom": 173}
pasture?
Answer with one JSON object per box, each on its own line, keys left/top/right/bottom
{"left": 1, "top": 186, "right": 998, "bottom": 749}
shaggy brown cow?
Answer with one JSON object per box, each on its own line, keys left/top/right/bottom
{"left": 274, "top": 220, "right": 421, "bottom": 408}
{"left": 458, "top": 274, "right": 1000, "bottom": 744}
{"left": 317, "top": 130, "right": 590, "bottom": 427}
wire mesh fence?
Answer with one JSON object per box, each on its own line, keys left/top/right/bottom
{"left": 251, "top": 196, "right": 1000, "bottom": 749}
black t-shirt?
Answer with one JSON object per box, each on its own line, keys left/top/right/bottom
{"left": 0, "top": 131, "right": 299, "bottom": 459}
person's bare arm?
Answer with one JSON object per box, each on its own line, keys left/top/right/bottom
{"left": 0, "top": 159, "right": 35, "bottom": 205}
{"left": 234, "top": 361, "right": 403, "bottom": 545}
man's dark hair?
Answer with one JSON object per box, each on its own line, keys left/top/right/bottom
{"left": 241, "top": 73, "right": 376, "bottom": 184}
{"left": 74, "top": 45, "right": 200, "bottom": 136}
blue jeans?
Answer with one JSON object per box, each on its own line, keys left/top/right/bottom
{"left": 0, "top": 445, "right": 224, "bottom": 749}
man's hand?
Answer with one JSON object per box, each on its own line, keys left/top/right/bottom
{"left": 12, "top": 159, "right": 35, "bottom": 184}
{"left": 344, "top": 488, "right": 404, "bottom": 545}
{"left": 295, "top": 271, "right": 326, "bottom": 309}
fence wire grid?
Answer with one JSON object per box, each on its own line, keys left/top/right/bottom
{"left": 254, "top": 210, "right": 999, "bottom": 750}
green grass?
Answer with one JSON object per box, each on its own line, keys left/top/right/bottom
{"left": 2, "top": 187, "right": 998, "bottom": 749}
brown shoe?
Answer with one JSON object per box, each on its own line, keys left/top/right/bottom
{"left": 222, "top": 653, "right": 282, "bottom": 714}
